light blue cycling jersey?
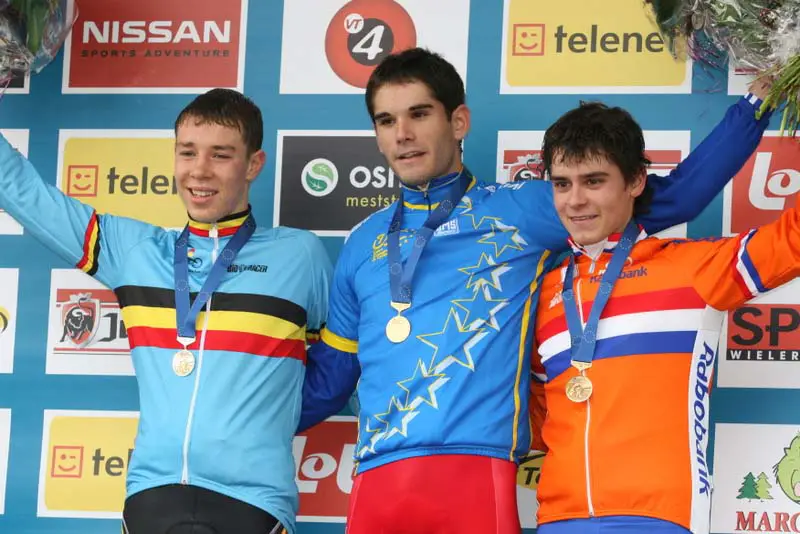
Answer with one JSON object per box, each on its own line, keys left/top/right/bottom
{"left": 0, "top": 133, "right": 332, "bottom": 533}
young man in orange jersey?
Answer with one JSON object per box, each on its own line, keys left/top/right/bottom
{"left": 530, "top": 97, "right": 800, "bottom": 534}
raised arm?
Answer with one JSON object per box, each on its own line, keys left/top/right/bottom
{"left": 0, "top": 132, "right": 157, "bottom": 288}
{"left": 638, "top": 88, "right": 772, "bottom": 234}
{"left": 506, "top": 86, "right": 772, "bottom": 253}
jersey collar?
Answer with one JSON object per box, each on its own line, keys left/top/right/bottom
{"left": 568, "top": 221, "right": 647, "bottom": 261}
{"left": 401, "top": 169, "right": 476, "bottom": 211}
{"left": 188, "top": 206, "right": 252, "bottom": 237}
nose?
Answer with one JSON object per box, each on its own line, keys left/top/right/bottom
{"left": 566, "top": 184, "right": 587, "bottom": 208}
{"left": 190, "top": 154, "right": 212, "bottom": 179}
{"left": 395, "top": 117, "right": 414, "bottom": 143}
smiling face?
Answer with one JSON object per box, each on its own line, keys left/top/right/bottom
{"left": 550, "top": 151, "right": 645, "bottom": 245}
{"left": 52, "top": 446, "right": 83, "bottom": 476}
{"left": 514, "top": 24, "right": 545, "bottom": 54}
{"left": 371, "top": 80, "right": 469, "bottom": 187}
{"left": 66, "top": 166, "right": 99, "bottom": 196}
{"left": 174, "top": 118, "right": 265, "bottom": 223}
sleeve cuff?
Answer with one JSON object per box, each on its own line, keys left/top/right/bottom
{"left": 742, "top": 92, "right": 773, "bottom": 121}
{"left": 744, "top": 92, "right": 763, "bottom": 108}
{"left": 321, "top": 327, "right": 359, "bottom": 353}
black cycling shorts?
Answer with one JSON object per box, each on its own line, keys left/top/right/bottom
{"left": 122, "top": 484, "right": 286, "bottom": 534}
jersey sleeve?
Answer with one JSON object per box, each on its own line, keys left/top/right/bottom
{"left": 298, "top": 231, "right": 334, "bottom": 344}
{"left": 319, "top": 233, "right": 361, "bottom": 354}
{"left": 638, "top": 94, "right": 771, "bottom": 234}
{"left": 0, "top": 131, "right": 158, "bottom": 289}
{"left": 298, "top": 233, "right": 360, "bottom": 432}
{"left": 502, "top": 180, "right": 569, "bottom": 252}
{"left": 692, "top": 203, "right": 800, "bottom": 310}
{"left": 298, "top": 341, "right": 361, "bottom": 432}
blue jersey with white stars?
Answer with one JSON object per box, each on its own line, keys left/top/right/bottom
{"left": 314, "top": 94, "right": 770, "bottom": 474}
{"left": 324, "top": 175, "right": 565, "bottom": 472}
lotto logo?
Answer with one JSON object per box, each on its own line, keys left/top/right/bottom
{"left": 294, "top": 416, "right": 357, "bottom": 521}
{"left": 724, "top": 134, "right": 800, "bottom": 235}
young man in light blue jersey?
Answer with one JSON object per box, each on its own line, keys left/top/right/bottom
{"left": 298, "top": 48, "right": 773, "bottom": 533}
{"left": 0, "top": 89, "right": 331, "bottom": 534}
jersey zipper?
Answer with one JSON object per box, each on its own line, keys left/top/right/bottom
{"left": 423, "top": 187, "right": 432, "bottom": 214}
{"left": 180, "top": 224, "right": 218, "bottom": 484}
{"left": 576, "top": 271, "right": 595, "bottom": 517}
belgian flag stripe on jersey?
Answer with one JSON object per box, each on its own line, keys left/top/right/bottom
{"left": 121, "top": 306, "right": 307, "bottom": 340}
{"left": 115, "top": 286, "right": 310, "bottom": 360}
{"left": 114, "top": 285, "right": 307, "bottom": 326}
{"left": 76, "top": 211, "right": 101, "bottom": 276}
{"left": 126, "top": 326, "right": 307, "bottom": 361}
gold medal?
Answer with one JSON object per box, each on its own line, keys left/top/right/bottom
{"left": 566, "top": 375, "right": 593, "bottom": 403}
{"left": 172, "top": 349, "right": 195, "bottom": 377}
{"left": 386, "top": 301, "right": 412, "bottom": 343}
{"left": 386, "top": 315, "right": 411, "bottom": 343}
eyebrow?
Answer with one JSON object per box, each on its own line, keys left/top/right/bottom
{"left": 551, "top": 171, "right": 610, "bottom": 180}
{"left": 373, "top": 103, "right": 435, "bottom": 122}
{"left": 176, "top": 142, "right": 237, "bottom": 151}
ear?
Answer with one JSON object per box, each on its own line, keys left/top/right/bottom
{"left": 450, "top": 104, "right": 471, "bottom": 142}
{"left": 629, "top": 170, "right": 647, "bottom": 198}
{"left": 246, "top": 149, "right": 266, "bottom": 183}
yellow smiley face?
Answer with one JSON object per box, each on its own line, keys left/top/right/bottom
{"left": 513, "top": 24, "right": 546, "bottom": 56}
{"left": 52, "top": 446, "right": 83, "bottom": 477}
{"left": 66, "top": 165, "right": 99, "bottom": 197}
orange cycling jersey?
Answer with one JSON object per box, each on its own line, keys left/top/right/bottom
{"left": 531, "top": 205, "right": 800, "bottom": 533}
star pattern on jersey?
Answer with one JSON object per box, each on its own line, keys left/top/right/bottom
{"left": 478, "top": 221, "right": 527, "bottom": 258}
{"left": 357, "top": 416, "right": 386, "bottom": 457}
{"left": 451, "top": 284, "right": 508, "bottom": 330}
{"left": 458, "top": 196, "right": 501, "bottom": 230}
{"left": 363, "top": 416, "right": 383, "bottom": 437}
{"left": 373, "top": 395, "right": 412, "bottom": 437}
{"left": 458, "top": 252, "right": 511, "bottom": 291}
{"left": 397, "top": 360, "right": 448, "bottom": 410}
{"left": 452, "top": 284, "right": 510, "bottom": 332}
{"left": 358, "top": 210, "right": 528, "bottom": 456}
{"left": 417, "top": 308, "right": 489, "bottom": 373}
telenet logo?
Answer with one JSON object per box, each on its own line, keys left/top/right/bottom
{"left": 57, "top": 130, "right": 187, "bottom": 228}
{"left": 38, "top": 410, "right": 138, "bottom": 517}
{"left": 501, "top": 0, "right": 690, "bottom": 93}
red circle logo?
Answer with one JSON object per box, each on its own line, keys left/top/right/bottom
{"left": 325, "top": 0, "right": 417, "bottom": 88}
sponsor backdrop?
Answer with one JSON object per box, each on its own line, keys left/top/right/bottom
{"left": 0, "top": 0, "right": 797, "bottom": 533}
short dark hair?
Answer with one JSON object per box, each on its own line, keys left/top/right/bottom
{"left": 365, "top": 47, "right": 465, "bottom": 121}
{"left": 175, "top": 88, "right": 263, "bottom": 155}
{"left": 541, "top": 101, "right": 653, "bottom": 215}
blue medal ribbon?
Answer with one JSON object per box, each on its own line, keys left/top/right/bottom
{"left": 387, "top": 169, "right": 471, "bottom": 313}
{"left": 173, "top": 214, "right": 256, "bottom": 346}
{"left": 561, "top": 221, "right": 640, "bottom": 368}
